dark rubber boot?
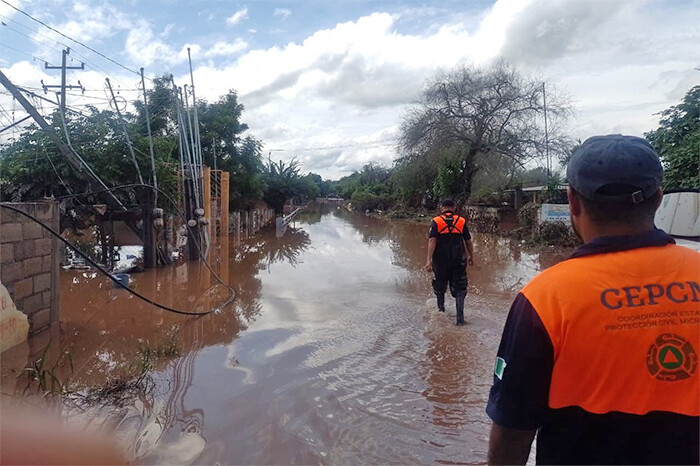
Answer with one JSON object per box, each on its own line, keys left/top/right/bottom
{"left": 455, "top": 294, "right": 465, "bottom": 325}
{"left": 437, "top": 293, "right": 445, "bottom": 312}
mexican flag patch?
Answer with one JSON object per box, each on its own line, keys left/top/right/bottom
{"left": 494, "top": 357, "right": 507, "bottom": 380}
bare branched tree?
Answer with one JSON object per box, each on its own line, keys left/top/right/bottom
{"left": 396, "top": 61, "right": 573, "bottom": 205}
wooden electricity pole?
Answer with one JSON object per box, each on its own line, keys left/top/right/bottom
{"left": 42, "top": 48, "right": 84, "bottom": 118}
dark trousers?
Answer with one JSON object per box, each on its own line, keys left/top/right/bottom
{"left": 432, "top": 260, "right": 467, "bottom": 298}
{"left": 432, "top": 260, "right": 467, "bottom": 323}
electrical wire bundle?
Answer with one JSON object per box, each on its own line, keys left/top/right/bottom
{"left": 1, "top": 183, "right": 236, "bottom": 317}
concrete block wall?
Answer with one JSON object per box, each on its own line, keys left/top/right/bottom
{"left": 0, "top": 201, "right": 60, "bottom": 335}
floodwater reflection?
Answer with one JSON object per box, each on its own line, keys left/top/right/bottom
{"left": 0, "top": 205, "right": 570, "bottom": 464}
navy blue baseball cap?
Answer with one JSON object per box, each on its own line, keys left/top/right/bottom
{"left": 567, "top": 134, "right": 663, "bottom": 204}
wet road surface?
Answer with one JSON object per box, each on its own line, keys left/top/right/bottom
{"left": 1, "top": 206, "right": 570, "bottom": 464}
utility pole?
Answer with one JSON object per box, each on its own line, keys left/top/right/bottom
{"left": 42, "top": 47, "right": 84, "bottom": 118}
{"left": 142, "top": 186, "right": 156, "bottom": 268}
{"left": 140, "top": 68, "right": 158, "bottom": 200}
{"left": 106, "top": 77, "right": 144, "bottom": 184}
{"left": 140, "top": 68, "right": 159, "bottom": 269}
{"left": 542, "top": 82, "right": 550, "bottom": 179}
{"left": 0, "top": 70, "right": 125, "bottom": 211}
{"left": 187, "top": 48, "right": 202, "bottom": 184}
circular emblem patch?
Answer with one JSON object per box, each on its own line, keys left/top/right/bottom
{"left": 646, "top": 334, "right": 698, "bottom": 381}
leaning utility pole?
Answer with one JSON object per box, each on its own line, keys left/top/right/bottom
{"left": 0, "top": 70, "right": 125, "bottom": 211}
{"left": 140, "top": 68, "right": 158, "bottom": 201}
{"left": 106, "top": 77, "right": 144, "bottom": 184}
{"left": 42, "top": 47, "right": 84, "bottom": 118}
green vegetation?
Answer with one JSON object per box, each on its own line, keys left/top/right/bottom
{"left": 3, "top": 66, "right": 696, "bottom": 221}
{"left": 21, "top": 341, "right": 73, "bottom": 395}
{"left": 646, "top": 86, "right": 700, "bottom": 190}
{"left": 330, "top": 163, "right": 394, "bottom": 211}
{"left": 329, "top": 63, "right": 572, "bottom": 211}
{"left": 20, "top": 336, "right": 181, "bottom": 406}
{"left": 394, "top": 62, "right": 572, "bottom": 207}
{"left": 262, "top": 158, "right": 320, "bottom": 214}
{"left": 0, "top": 75, "right": 265, "bottom": 214}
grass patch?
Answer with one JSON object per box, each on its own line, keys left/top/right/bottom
{"left": 19, "top": 334, "right": 182, "bottom": 407}
{"left": 21, "top": 342, "right": 73, "bottom": 396}
{"left": 74, "top": 346, "right": 156, "bottom": 407}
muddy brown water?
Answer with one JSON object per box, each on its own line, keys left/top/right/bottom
{"left": 1, "top": 206, "right": 570, "bottom": 464}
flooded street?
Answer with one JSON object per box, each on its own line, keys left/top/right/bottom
{"left": 1, "top": 206, "right": 570, "bottom": 464}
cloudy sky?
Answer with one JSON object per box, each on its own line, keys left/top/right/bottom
{"left": 1, "top": 0, "right": 698, "bottom": 179}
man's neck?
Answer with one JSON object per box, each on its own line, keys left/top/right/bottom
{"left": 583, "top": 224, "right": 655, "bottom": 243}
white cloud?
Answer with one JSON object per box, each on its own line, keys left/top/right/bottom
{"left": 187, "top": 1, "right": 698, "bottom": 178}
{"left": 0, "top": 0, "right": 19, "bottom": 19}
{"left": 498, "top": 0, "right": 700, "bottom": 140}
{"left": 185, "top": 12, "right": 495, "bottom": 176}
{"left": 124, "top": 20, "right": 197, "bottom": 66}
{"left": 226, "top": 7, "right": 249, "bottom": 26}
{"left": 203, "top": 40, "right": 248, "bottom": 58}
{"left": 160, "top": 23, "right": 175, "bottom": 38}
{"left": 45, "top": 0, "right": 132, "bottom": 44}
{"left": 4, "top": 0, "right": 699, "bottom": 179}
{"left": 273, "top": 8, "right": 291, "bottom": 19}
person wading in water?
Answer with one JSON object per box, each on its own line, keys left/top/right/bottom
{"left": 424, "top": 199, "right": 474, "bottom": 325}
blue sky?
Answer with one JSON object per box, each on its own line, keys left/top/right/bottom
{"left": 1, "top": 0, "right": 699, "bottom": 179}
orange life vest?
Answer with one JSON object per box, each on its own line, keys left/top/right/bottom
{"left": 432, "top": 213, "right": 466, "bottom": 235}
{"left": 521, "top": 243, "right": 699, "bottom": 416}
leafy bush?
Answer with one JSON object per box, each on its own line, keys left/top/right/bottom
{"left": 350, "top": 190, "right": 394, "bottom": 211}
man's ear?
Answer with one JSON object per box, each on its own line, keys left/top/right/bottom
{"left": 568, "top": 187, "right": 582, "bottom": 217}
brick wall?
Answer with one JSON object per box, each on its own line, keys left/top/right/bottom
{"left": 0, "top": 201, "right": 60, "bottom": 335}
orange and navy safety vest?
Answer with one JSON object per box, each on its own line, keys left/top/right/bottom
{"left": 522, "top": 243, "right": 699, "bottom": 416}
{"left": 432, "top": 213, "right": 466, "bottom": 236}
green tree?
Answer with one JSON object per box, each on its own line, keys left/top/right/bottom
{"left": 646, "top": 86, "right": 700, "bottom": 189}
{"left": 0, "top": 79, "right": 264, "bottom": 214}
{"left": 196, "top": 91, "right": 265, "bottom": 210}
{"left": 305, "top": 173, "right": 330, "bottom": 197}
{"left": 330, "top": 163, "right": 392, "bottom": 199}
{"left": 397, "top": 61, "right": 572, "bottom": 206}
{"left": 262, "top": 158, "right": 307, "bottom": 214}
{"left": 0, "top": 107, "right": 177, "bottom": 207}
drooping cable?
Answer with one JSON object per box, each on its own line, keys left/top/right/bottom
{"left": 40, "top": 140, "right": 79, "bottom": 202}
{"left": 0, "top": 203, "right": 233, "bottom": 316}
{"left": 0, "top": 0, "right": 143, "bottom": 78}
{"left": 57, "top": 101, "right": 126, "bottom": 209}
{"left": 53, "top": 183, "right": 233, "bottom": 300}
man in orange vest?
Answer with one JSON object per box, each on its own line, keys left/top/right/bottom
{"left": 425, "top": 198, "right": 474, "bottom": 325}
{"left": 486, "top": 135, "right": 699, "bottom": 464}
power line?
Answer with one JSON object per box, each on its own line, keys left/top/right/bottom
{"left": 0, "top": 19, "right": 64, "bottom": 55}
{"left": 0, "top": 102, "right": 16, "bottom": 126}
{"left": 0, "top": 41, "right": 49, "bottom": 63}
{"left": 40, "top": 140, "right": 77, "bottom": 199}
{"left": 1, "top": 20, "right": 133, "bottom": 90}
{"left": 1, "top": 12, "right": 120, "bottom": 77}
{"left": 1, "top": 12, "right": 70, "bottom": 51}
{"left": 0, "top": 202, "right": 231, "bottom": 316}
{"left": 268, "top": 138, "right": 397, "bottom": 152}
{"left": 0, "top": 0, "right": 143, "bottom": 78}
{"left": 1, "top": 18, "right": 137, "bottom": 90}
